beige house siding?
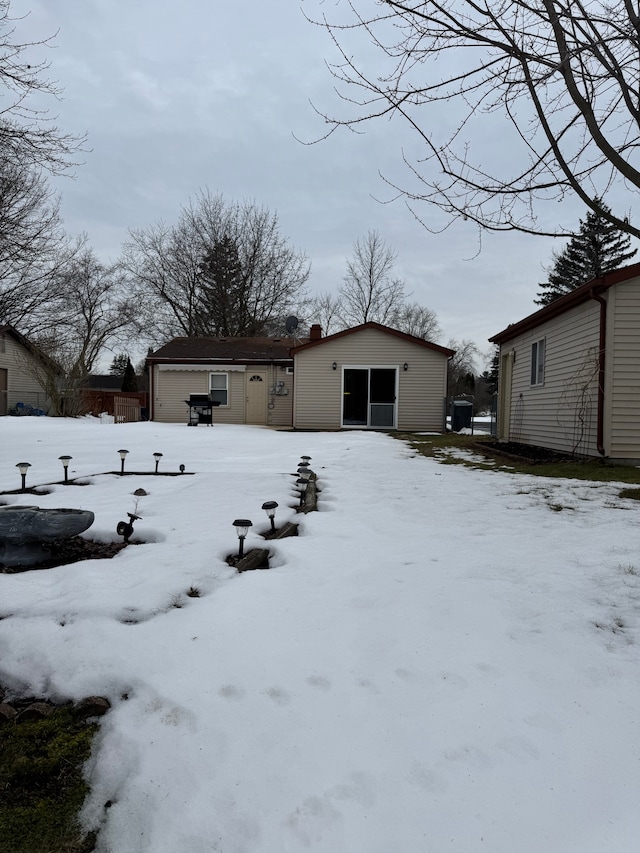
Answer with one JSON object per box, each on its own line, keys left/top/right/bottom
{"left": 608, "top": 278, "right": 640, "bottom": 460}
{"left": 499, "top": 299, "right": 601, "bottom": 456}
{"left": 151, "top": 364, "right": 293, "bottom": 426}
{"left": 293, "top": 328, "right": 448, "bottom": 431}
{"left": 0, "top": 333, "right": 50, "bottom": 413}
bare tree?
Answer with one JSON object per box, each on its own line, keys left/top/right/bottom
{"left": 307, "top": 290, "right": 344, "bottom": 336}
{"left": 447, "top": 338, "right": 480, "bottom": 397}
{"left": 309, "top": 1, "right": 640, "bottom": 239}
{"left": 0, "top": 150, "right": 70, "bottom": 331}
{"left": 31, "top": 246, "right": 135, "bottom": 414}
{"left": 1, "top": 0, "right": 85, "bottom": 174}
{"left": 122, "top": 190, "right": 310, "bottom": 343}
{"left": 391, "top": 300, "right": 442, "bottom": 341}
{"left": 339, "top": 230, "right": 406, "bottom": 325}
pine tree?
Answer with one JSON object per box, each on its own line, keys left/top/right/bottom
{"left": 121, "top": 358, "right": 138, "bottom": 392}
{"left": 535, "top": 202, "right": 637, "bottom": 306}
{"left": 198, "top": 236, "right": 252, "bottom": 336}
{"left": 109, "top": 353, "right": 129, "bottom": 375}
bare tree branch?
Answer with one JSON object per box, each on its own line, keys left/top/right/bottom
{"left": 306, "top": 0, "right": 640, "bottom": 238}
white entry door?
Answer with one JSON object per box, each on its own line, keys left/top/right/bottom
{"left": 246, "top": 372, "right": 267, "bottom": 423}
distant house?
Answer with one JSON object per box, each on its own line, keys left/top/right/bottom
{"left": 146, "top": 336, "right": 298, "bottom": 426}
{"left": 147, "top": 323, "right": 454, "bottom": 431}
{"left": 0, "top": 325, "right": 53, "bottom": 416}
{"left": 489, "top": 261, "right": 640, "bottom": 462}
{"left": 291, "top": 323, "right": 454, "bottom": 431}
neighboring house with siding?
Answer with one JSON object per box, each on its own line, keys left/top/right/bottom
{"left": 146, "top": 336, "right": 298, "bottom": 426}
{"left": 291, "top": 323, "right": 454, "bottom": 431}
{"left": 489, "top": 261, "right": 640, "bottom": 462}
{"left": 0, "top": 325, "right": 52, "bottom": 416}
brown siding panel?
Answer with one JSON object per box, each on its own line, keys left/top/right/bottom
{"left": 609, "top": 279, "right": 640, "bottom": 459}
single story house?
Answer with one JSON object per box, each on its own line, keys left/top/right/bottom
{"left": 489, "top": 261, "right": 640, "bottom": 462}
{"left": 291, "top": 322, "right": 454, "bottom": 431}
{"left": 147, "top": 323, "right": 455, "bottom": 431}
{"left": 146, "top": 336, "right": 298, "bottom": 426}
{"left": 0, "top": 325, "right": 53, "bottom": 416}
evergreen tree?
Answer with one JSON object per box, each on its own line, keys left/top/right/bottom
{"left": 198, "top": 236, "right": 252, "bottom": 336}
{"left": 535, "top": 202, "right": 637, "bottom": 306}
{"left": 110, "top": 353, "right": 129, "bottom": 375}
{"left": 121, "top": 357, "right": 138, "bottom": 392}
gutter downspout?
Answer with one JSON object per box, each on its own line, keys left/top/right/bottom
{"left": 589, "top": 287, "right": 607, "bottom": 456}
{"left": 148, "top": 361, "right": 155, "bottom": 421}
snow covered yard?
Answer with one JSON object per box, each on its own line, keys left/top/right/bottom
{"left": 0, "top": 417, "right": 639, "bottom": 853}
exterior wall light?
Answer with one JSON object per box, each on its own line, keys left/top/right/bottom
{"left": 58, "top": 455, "right": 72, "bottom": 483}
{"left": 403, "top": 363, "right": 409, "bottom": 371}
{"left": 232, "top": 519, "right": 253, "bottom": 558}
{"left": 16, "top": 462, "right": 31, "bottom": 491}
{"left": 332, "top": 362, "right": 337, "bottom": 370}
{"left": 153, "top": 452, "right": 163, "bottom": 473}
{"left": 261, "top": 501, "right": 278, "bottom": 533}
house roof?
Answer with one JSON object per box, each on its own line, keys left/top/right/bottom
{"left": 290, "top": 322, "right": 455, "bottom": 357}
{"left": 489, "top": 261, "right": 640, "bottom": 345}
{"left": 0, "top": 324, "right": 62, "bottom": 374}
{"left": 82, "top": 375, "right": 126, "bottom": 390}
{"left": 146, "top": 336, "right": 302, "bottom": 365}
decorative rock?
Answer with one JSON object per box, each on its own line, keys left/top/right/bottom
{"left": 0, "top": 703, "right": 17, "bottom": 724}
{"left": 133, "top": 488, "right": 148, "bottom": 496}
{"left": 73, "top": 696, "right": 111, "bottom": 719}
{"left": 15, "top": 701, "right": 54, "bottom": 723}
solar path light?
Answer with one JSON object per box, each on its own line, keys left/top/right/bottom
{"left": 153, "top": 452, "right": 163, "bottom": 473}
{"left": 117, "top": 449, "right": 129, "bottom": 475}
{"left": 232, "top": 519, "right": 253, "bottom": 559}
{"left": 58, "top": 455, "right": 72, "bottom": 483}
{"left": 261, "top": 501, "right": 278, "bottom": 533}
{"left": 295, "top": 477, "right": 308, "bottom": 506}
{"left": 16, "top": 462, "right": 31, "bottom": 492}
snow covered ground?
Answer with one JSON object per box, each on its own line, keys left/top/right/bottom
{"left": 1, "top": 417, "right": 639, "bottom": 853}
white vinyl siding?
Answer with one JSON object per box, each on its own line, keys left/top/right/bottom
{"left": 0, "top": 334, "right": 50, "bottom": 412}
{"left": 293, "top": 328, "right": 448, "bottom": 431}
{"left": 501, "top": 300, "right": 600, "bottom": 456}
{"left": 151, "top": 364, "right": 293, "bottom": 426}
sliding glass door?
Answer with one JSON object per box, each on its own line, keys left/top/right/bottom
{"left": 342, "top": 367, "right": 397, "bottom": 428}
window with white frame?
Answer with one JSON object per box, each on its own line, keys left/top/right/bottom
{"left": 209, "top": 372, "right": 229, "bottom": 405}
{"left": 530, "top": 339, "right": 545, "bottom": 386}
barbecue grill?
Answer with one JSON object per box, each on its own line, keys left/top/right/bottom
{"left": 184, "top": 394, "right": 220, "bottom": 426}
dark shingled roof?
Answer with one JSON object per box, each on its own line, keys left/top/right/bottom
{"left": 147, "top": 336, "right": 302, "bottom": 364}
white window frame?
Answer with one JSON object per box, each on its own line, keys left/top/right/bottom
{"left": 209, "top": 371, "right": 229, "bottom": 407}
{"left": 530, "top": 339, "right": 545, "bottom": 386}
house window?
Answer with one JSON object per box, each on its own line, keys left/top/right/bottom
{"left": 209, "top": 372, "right": 229, "bottom": 406}
{"left": 530, "top": 339, "right": 545, "bottom": 386}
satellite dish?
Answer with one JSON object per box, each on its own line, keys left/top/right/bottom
{"left": 285, "top": 316, "right": 299, "bottom": 334}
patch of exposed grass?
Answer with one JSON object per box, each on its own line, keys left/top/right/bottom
{"left": 0, "top": 707, "right": 97, "bottom": 853}
{"left": 619, "top": 487, "right": 640, "bottom": 501}
{"left": 394, "top": 433, "right": 640, "bottom": 483}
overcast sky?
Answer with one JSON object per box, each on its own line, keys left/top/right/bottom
{"left": 12, "top": 0, "right": 637, "bottom": 368}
